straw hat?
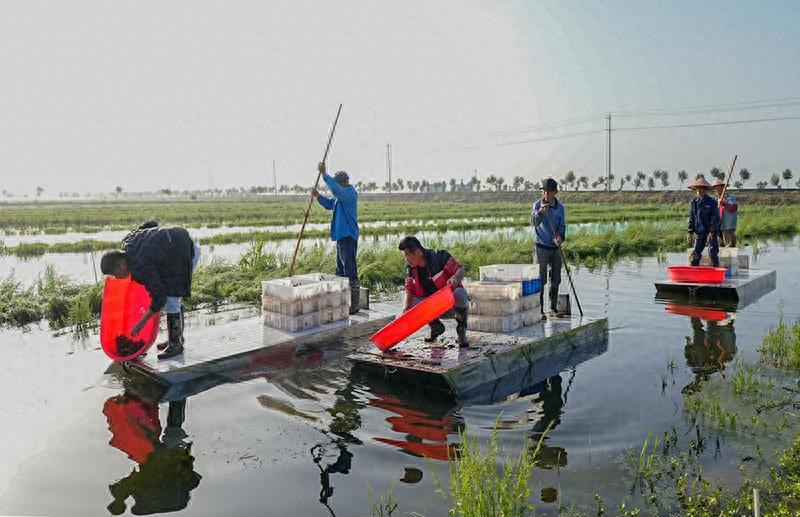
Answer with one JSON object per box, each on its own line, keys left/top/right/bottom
{"left": 711, "top": 178, "right": 725, "bottom": 187}
{"left": 688, "top": 177, "right": 712, "bottom": 190}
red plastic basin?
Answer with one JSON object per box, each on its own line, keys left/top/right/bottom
{"left": 370, "top": 286, "right": 456, "bottom": 351}
{"left": 667, "top": 266, "right": 727, "bottom": 284}
{"left": 100, "top": 277, "right": 161, "bottom": 361}
{"left": 665, "top": 303, "right": 728, "bottom": 322}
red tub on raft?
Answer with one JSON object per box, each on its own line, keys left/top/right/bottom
{"left": 370, "top": 286, "right": 456, "bottom": 351}
{"left": 100, "top": 277, "right": 161, "bottom": 361}
{"left": 666, "top": 266, "right": 727, "bottom": 284}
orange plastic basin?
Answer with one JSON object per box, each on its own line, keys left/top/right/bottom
{"left": 370, "top": 286, "right": 456, "bottom": 351}
{"left": 665, "top": 303, "right": 728, "bottom": 322}
{"left": 667, "top": 266, "right": 726, "bottom": 284}
{"left": 100, "top": 277, "right": 161, "bottom": 361}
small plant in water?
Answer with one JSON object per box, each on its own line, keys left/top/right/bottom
{"left": 758, "top": 309, "right": 800, "bottom": 370}
{"left": 367, "top": 483, "right": 398, "bottom": 517}
{"left": 431, "top": 424, "right": 545, "bottom": 517}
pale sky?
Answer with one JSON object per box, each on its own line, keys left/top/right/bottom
{"left": 1, "top": 0, "right": 798, "bottom": 195}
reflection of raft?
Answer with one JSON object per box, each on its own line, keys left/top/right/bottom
{"left": 100, "top": 277, "right": 161, "bottom": 361}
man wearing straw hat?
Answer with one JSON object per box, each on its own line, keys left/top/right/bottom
{"left": 686, "top": 177, "right": 720, "bottom": 267}
{"left": 312, "top": 163, "right": 360, "bottom": 314}
{"left": 712, "top": 178, "right": 739, "bottom": 247}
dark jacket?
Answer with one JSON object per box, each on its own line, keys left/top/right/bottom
{"left": 122, "top": 222, "right": 195, "bottom": 312}
{"left": 688, "top": 195, "right": 720, "bottom": 236}
{"left": 404, "top": 248, "right": 463, "bottom": 297}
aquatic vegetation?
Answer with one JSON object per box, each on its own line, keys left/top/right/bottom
{"left": 431, "top": 425, "right": 544, "bottom": 517}
{"left": 731, "top": 362, "right": 762, "bottom": 397}
{"left": 367, "top": 483, "right": 398, "bottom": 517}
{"left": 758, "top": 311, "right": 800, "bottom": 370}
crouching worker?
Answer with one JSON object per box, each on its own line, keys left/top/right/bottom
{"left": 686, "top": 178, "right": 720, "bottom": 267}
{"left": 398, "top": 236, "right": 469, "bottom": 348}
{"left": 101, "top": 221, "right": 201, "bottom": 360}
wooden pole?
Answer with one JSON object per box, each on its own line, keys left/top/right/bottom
{"left": 288, "top": 104, "right": 343, "bottom": 276}
{"left": 719, "top": 154, "right": 738, "bottom": 200}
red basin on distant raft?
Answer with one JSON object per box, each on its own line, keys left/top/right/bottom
{"left": 667, "top": 266, "right": 727, "bottom": 284}
{"left": 370, "top": 286, "right": 455, "bottom": 351}
{"left": 100, "top": 277, "right": 161, "bottom": 361}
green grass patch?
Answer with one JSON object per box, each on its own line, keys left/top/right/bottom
{"left": 758, "top": 311, "right": 800, "bottom": 370}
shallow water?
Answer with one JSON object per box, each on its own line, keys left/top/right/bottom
{"left": 0, "top": 238, "right": 797, "bottom": 516}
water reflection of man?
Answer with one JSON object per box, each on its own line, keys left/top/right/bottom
{"left": 529, "top": 374, "right": 568, "bottom": 469}
{"left": 104, "top": 394, "right": 201, "bottom": 515}
{"left": 683, "top": 318, "right": 737, "bottom": 392}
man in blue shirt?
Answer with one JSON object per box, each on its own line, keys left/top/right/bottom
{"left": 531, "top": 178, "right": 566, "bottom": 317}
{"left": 312, "top": 162, "right": 360, "bottom": 314}
{"left": 686, "top": 177, "right": 720, "bottom": 267}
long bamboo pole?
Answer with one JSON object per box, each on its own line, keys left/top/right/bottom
{"left": 288, "top": 104, "right": 343, "bottom": 276}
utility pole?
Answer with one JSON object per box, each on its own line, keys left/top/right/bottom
{"left": 272, "top": 160, "right": 277, "bottom": 196}
{"left": 606, "top": 113, "right": 612, "bottom": 192}
{"left": 386, "top": 143, "right": 392, "bottom": 195}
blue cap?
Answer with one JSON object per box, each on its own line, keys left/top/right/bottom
{"left": 334, "top": 170, "right": 349, "bottom": 181}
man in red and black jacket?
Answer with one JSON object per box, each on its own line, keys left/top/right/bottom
{"left": 398, "top": 236, "right": 469, "bottom": 347}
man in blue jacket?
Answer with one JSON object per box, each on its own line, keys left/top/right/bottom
{"left": 100, "top": 221, "right": 201, "bottom": 360}
{"left": 312, "top": 162, "right": 360, "bottom": 314}
{"left": 531, "top": 178, "right": 566, "bottom": 317}
{"left": 686, "top": 177, "right": 720, "bottom": 267}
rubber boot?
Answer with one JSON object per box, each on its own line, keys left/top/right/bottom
{"left": 349, "top": 281, "right": 360, "bottom": 315}
{"left": 158, "top": 312, "right": 184, "bottom": 360}
{"left": 157, "top": 310, "right": 183, "bottom": 351}
{"left": 424, "top": 319, "right": 446, "bottom": 342}
{"left": 455, "top": 308, "right": 469, "bottom": 348}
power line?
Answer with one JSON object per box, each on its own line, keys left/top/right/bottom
{"left": 615, "top": 114, "right": 800, "bottom": 132}
{"left": 613, "top": 100, "right": 800, "bottom": 117}
{"left": 422, "top": 128, "right": 604, "bottom": 153}
{"left": 611, "top": 95, "right": 800, "bottom": 116}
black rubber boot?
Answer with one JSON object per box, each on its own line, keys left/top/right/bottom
{"left": 349, "top": 281, "right": 360, "bottom": 315}
{"left": 424, "top": 319, "right": 446, "bottom": 342}
{"left": 158, "top": 312, "right": 184, "bottom": 360}
{"left": 454, "top": 308, "right": 469, "bottom": 348}
{"left": 157, "top": 310, "right": 183, "bottom": 351}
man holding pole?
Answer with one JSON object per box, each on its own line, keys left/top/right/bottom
{"left": 531, "top": 178, "right": 567, "bottom": 317}
{"left": 312, "top": 162, "right": 360, "bottom": 314}
{"left": 712, "top": 179, "right": 738, "bottom": 247}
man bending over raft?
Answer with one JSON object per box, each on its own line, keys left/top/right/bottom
{"left": 686, "top": 177, "right": 720, "bottom": 267}
{"left": 101, "top": 221, "right": 200, "bottom": 360}
{"left": 398, "top": 236, "right": 469, "bottom": 348}
{"left": 312, "top": 162, "right": 361, "bottom": 314}
{"left": 531, "top": 178, "right": 566, "bottom": 317}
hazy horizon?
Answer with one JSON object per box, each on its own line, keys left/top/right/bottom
{"left": 1, "top": 1, "right": 798, "bottom": 196}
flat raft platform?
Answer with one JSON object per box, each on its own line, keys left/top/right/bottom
{"left": 127, "top": 303, "right": 395, "bottom": 385}
{"left": 350, "top": 315, "right": 609, "bottom": 395}
{"left": 654, "top": 269, "right": 776, "bottom": 307}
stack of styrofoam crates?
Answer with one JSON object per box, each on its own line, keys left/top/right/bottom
{"left": 478, "top": 264, "right": 542, "bottom": 326}
{"left": 687, "top": 247, "right": 740, "bottom": 277}
{"left": 261, "top": 274, "right": 350, "bottom": 332}
{"left": 465, "top": 281, "right": 524, "bottom": 332}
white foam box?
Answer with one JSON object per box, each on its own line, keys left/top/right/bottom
{"left": 262, "top": 277, "right": 323, "bottom": 301}
{"left": 464, "top": 280, "right": 522, "bottom": 300}
{"left": 479, "top": 264, "right": 539, "bottom": 282}
{"left": 469, "top": 297, "right": 521, "bottom": 316}
{"left": 521, "top": 294, "right": 541, "bottom": 311}
{"left": 320, "top": 305, "right": 349, "bottom": 324}
{"left": 685, "top": 248, "right": 739, "bottom": 276}
{"left": 262, "top": 295, "right": 320, "bottom": 316}
{"left": 523, "top": 310, "right": 543, "bottom": 326}
{"left": 470, "top": 313, "right": 523, "bottom": 333}
{"left": 262, "top": 310, "right": 320, "bottom": 332}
